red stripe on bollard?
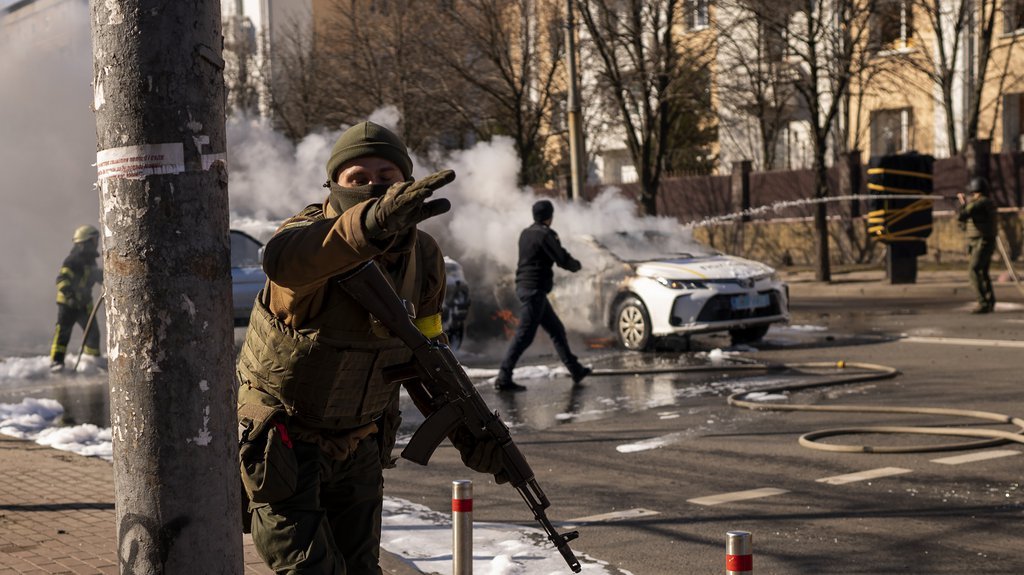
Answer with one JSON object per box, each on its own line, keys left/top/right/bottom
{"left": 726, "top": 554, "right": 753, "bottom": 571}
{"left": 452, "top": 498, "right": 473, "bottom": 513}
{"left": 726, "top": 530, "right": 752, "bottom": 574}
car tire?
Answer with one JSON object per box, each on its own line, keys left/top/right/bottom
{"left": 729, "top": 324, "right": 770, "bottom": 346}
{"left": 615, "top": 297, "right": 652, "bottom": 351}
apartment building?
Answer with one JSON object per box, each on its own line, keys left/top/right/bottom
{"left": 851, "top": 0, "right": 1024, "bottom": 160}
{"left": 709, "top": 0, "right": 1024, "bottom": 175}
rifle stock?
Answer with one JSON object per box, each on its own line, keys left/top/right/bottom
{"left": 337, "top": 261, "right": 582, "bottom": 573}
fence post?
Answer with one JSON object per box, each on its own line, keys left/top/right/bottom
{"left": 966, "top": 139, "right": 992, "bottom": 185}
{"left": 731, "top": 160, "right": 752, "bottom": 222}
{"left": 842, "top": 150, "right": 863, "bottom": 218}
{"left": 452, "top": 480, "right": 473, "bottom": 575}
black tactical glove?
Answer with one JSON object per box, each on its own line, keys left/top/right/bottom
{"left": 365, "top": 169, "right": 455, "bottom": 238}
{"left": 449, "top": 425, "right": 509, "bottom": 484}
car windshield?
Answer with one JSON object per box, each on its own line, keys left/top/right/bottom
{"left": 587, "top": 230, "right": 715, "bottom": 263}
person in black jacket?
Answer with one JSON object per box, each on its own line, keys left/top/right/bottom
{"left": 495, "top": 200, "right": 591, "bottom": 391}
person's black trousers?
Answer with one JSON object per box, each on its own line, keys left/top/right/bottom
{"left": 498, "top": 289, "right": 581, "bottom": 382}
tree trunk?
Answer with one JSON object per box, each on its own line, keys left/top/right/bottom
{"left": 813, "top": 156, "right": 832, "bottom": 282}
{"left": 90, "top": 1, "right": 242, "bottom": 572}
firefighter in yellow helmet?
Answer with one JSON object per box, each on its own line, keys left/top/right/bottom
{"left": 50, "top": 225, "right": 104, "bottom": 372}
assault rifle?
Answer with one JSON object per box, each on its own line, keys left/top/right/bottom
{"left": 337, "top": 261, "right": 582, "bottom": 573}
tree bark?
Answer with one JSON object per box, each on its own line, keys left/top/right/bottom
{"left": 90, "top": 1, "right": 242, "bottom": 572}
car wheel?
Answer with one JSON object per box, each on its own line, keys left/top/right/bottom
{"left": 729, "top": 324, "right": 770, "bottom": 346}
{"left": 615, "top": 297, "right": 652, "bottom": 351}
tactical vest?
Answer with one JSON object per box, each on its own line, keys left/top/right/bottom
{"left": 964, "top": 198, "right": 997, "bottom": 239}
{"left": 236, "top": 235, "right": 424, "bottom": 430}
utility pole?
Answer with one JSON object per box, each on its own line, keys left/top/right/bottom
{"left": 90, "top": 2, "right": 242, "bottom": 573}
{"left": 565, "top": 0, "right": 586, "bottom": 202}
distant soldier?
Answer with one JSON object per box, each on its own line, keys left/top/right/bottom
{"left": 50, "top": 225, "right": 104, "bottom": 372}
{"left": 494, "top": 200, "right": 591, "bottom": 391}
{"left": 957, "top": 177, "right": 998, "bottom": 313}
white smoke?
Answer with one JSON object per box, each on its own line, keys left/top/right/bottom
{"left": 223, "top": 116, "right": 700, "bottom": 336}
{"left": 0, "top": 1, "right": 98, "bottom": 355}
{"left": 0, "top": 0, "right": 700, "bottom": 356}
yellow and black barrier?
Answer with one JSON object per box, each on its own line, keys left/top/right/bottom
{"left": 866, "top": 153, "right": 935, "bottom": 283}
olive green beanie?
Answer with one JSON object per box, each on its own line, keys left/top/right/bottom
{"left": 325, "top": 121, "right": 414, "bottom": 182}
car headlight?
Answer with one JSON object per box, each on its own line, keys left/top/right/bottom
{"left": 654, "top": 277, "right": 709, "bottom": 290}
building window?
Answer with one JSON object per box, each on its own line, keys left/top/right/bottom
{"left": 871, "top": 108, "right": 913, "bottom": 156}
{"left": 686, "top": 0, "right": 709, "bottom": 31}
{"left": 1004, "top": 93, "right": 1023, "bottom": 152}
{"left": 871, "top": 0, "right": 913, "bottom": 52}
{"left": 1005, "top": 0, "right": 1024, "bottom": 33}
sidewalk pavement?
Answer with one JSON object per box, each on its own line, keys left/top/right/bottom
{"left": 782, "top": 267, "right": 1024, "bottom": 300}
{"left": 0, "top": 434, "right": 424, "bottom": 575}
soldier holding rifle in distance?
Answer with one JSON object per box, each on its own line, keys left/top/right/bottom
{"left": 957, "top": 177, "right": 998, "bottom": 314}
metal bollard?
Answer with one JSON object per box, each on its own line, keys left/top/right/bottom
{"left": 452, "top": 480, "right": 473, "bottom": 575}
{"left": 726, "top": 531, "right": 752, "bottom": 574}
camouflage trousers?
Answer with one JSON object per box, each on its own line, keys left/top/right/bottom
{"left": 250, "top": 436, "right": 384, "bottom": 575}
{"left": 967, "top": 237, "right": 996, "bottom": 309}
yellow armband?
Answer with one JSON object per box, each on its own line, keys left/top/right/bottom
{"left": 414, "top": 313, "right": 443, "bottom": 339}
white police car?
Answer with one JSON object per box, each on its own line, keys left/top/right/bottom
{"left": 556, "top": 232, "right": 789, "bottom": 350}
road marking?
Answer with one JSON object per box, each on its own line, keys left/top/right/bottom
{"left": 899, "top": 335, "right": 1024, "bottom": 349}
{"left": 616, "top": 432, "right": 686, "bottom": 453}
{"left": 816, "top": 467, "right": 912, "bottom": 485}
{"left": 565, "top": 508, "right": 660, "bottom": 524}
{"left": 931, "top": 450, "right": 1021, "bottom": 465}
{"left": 687, "top": 488, "right": 788, "bottom": 506}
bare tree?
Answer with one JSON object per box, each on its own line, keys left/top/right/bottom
{"left": 425, "top": 0, "right": 567, "bottom": 186}
{"left": 223, "top": 7, "right": 264, "bottom": 116}
{"left": 289, "top": 1, "right": 485, "bottom": 153}
{"left": 715, "top": 0, "right": 802, "bottom": 171}
{"left": 266, "top": 10, "right": 339, "bottom": 141}
{"left": 744, "top": 0, "right": 879, "bottom": 281}
{"left": 575, "top": 0, "right": 714, "bottom": 215}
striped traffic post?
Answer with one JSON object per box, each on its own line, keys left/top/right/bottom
{"left": 452, "top": 480, "right": 473, "bottom": 575}
{"left": 726, "top": 531, "right": 752, "bottom": 574}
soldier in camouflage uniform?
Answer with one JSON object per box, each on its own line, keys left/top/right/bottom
{"left": 236, "top": 122, "right": 502, "bottom": 574}
{"left": 50, "top": 225, "right": 103, "bottom": 372}
{"left": 957, "top": 177, "right": 998, "bottom": 313}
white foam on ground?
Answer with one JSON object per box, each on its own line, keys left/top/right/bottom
{"left": 0, "top": 395, "right": 623, "bottom": 573}
{"left": 0, "top": 354, "right": 106, "bottom": 383}
{"left": 380, "top": 497, "right": 626, "bottom": 575}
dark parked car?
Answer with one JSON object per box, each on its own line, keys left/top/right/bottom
{"left": 231, "top": 231, "right": 472, "bottom": 346}
{"left": 230, "top": 230, "right": 266, "bottom": 326}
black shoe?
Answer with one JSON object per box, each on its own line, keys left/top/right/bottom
{"left": 970, "top": 305, "right": 992, "bottom": 314}
{"left": 50, "top": 361, "right": 65, "bottom": 373}
{"left": 494, "top": 379, "right": 527, "bottom": 392}
{"left": 571, "top": 366, "right": 592, "bottom": 385}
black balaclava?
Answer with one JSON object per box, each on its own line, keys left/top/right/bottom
{"left": 324, "top": 121, "right": 413, "bottom": 215}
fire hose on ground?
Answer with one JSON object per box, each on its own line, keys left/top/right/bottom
{"left": 592, "top": 360, "right": 1024, "bottom": 454}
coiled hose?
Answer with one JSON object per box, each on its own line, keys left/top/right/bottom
{"left": 726, "top": 361, "right": 1024, "bottom": 454}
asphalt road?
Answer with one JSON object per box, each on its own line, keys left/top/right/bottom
{"left": 2, "top": 274, "right": 1019, "bottom": 574}
{"left": 383, "top": 288, "right": 1024, "bottom": 574}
